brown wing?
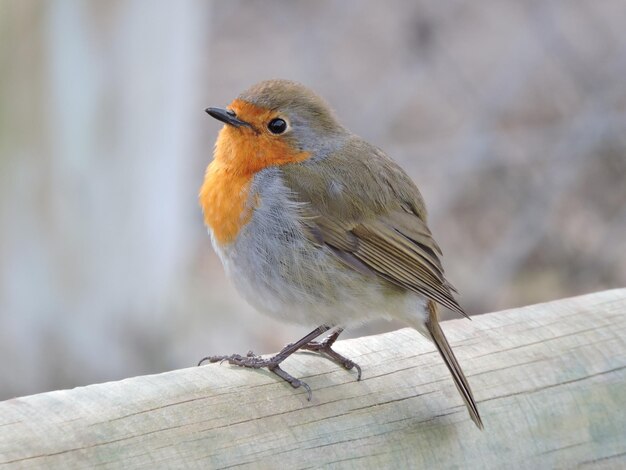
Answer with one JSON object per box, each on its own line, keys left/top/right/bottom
{"left": 282, "top": 136, "right": 466, "bottom": 318}
{"left": 306, "top": 209, "right": 467, "bottom": 318}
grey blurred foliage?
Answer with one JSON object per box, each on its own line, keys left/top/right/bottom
{"left": 0, "top": 0, "right": 625, "bottom": 399}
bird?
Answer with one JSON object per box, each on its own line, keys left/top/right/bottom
{"left": 198, "top": 79, "right": 483, "bottom": 429}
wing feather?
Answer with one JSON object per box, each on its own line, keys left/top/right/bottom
{"left": 302, "top": 211, "right": 467, "bottom": 318}
{"left": 282, "top": 138, "right": 466, "bottom": 317}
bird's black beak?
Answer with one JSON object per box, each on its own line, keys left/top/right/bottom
{"left": 205, "top": 107, "right": 251, "bottom": 128}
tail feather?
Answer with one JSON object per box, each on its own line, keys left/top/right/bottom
{"left": 426, "top": 301, "right": 483, "bottom": 430}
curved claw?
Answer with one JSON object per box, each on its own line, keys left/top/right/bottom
{"left": 287, "top": 375, "right": 313, "bottom": 401}
{"left": 341, "top": 358, "right": 362, "bottom": 381}
{"left": 197, "top": 354, "right": 244, "bottom": 367}
{"left": 300, "top": 341, "right": 363, "bottom": 381}
{"left": 300, "top": 380, "right": 313, "bottom": 401}
{"left": 198, "top": 356, "right": 228, "bottom": 366}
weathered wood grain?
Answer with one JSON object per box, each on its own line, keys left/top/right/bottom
{"left": 1, "top": 289, "right": 625, "bottom": 469}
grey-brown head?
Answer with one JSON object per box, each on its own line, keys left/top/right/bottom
{"left": 206, "top": 79, "right": 348, "bottom": 155}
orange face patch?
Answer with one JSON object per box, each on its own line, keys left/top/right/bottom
{"left": 199, "top": 100, "right": 310, "bottom": 245}
{"left": 213, "top": 99, "right": 310, "bottom": 174}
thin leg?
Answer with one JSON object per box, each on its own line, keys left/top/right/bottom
{"left": 198, "top": 325, "right": 331, "bottom": 400}
{"left": 299, "top": 328, "right": 362, "bottom": 381}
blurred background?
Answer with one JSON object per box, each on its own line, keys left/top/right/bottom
{"left": 1, "top": 0, "right": 625, "bottom": 400}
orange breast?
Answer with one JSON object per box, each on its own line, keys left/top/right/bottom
{"left": 199, "top": 160, "right": 253, "bottom": 245}
{"left": 199, "top": 108, "right": 310, "bottom": 246}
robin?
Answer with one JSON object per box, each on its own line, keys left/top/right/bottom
{"left": 198, "top": 79, "right": 483, "bottom": 429}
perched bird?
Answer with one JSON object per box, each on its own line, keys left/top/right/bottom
{"left": 199, "top": 79, "right": 483, "bottom": 429}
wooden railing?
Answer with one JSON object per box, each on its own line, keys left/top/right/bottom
{"left": 1, "top": 289, "right": 625, "bottom": 468}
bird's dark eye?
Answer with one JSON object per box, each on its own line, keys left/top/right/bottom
{"left": 267, "top": 118, "right": 287, "bottom": 134}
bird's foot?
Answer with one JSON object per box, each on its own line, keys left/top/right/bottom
{"left": 198, "top": 325, "right": 335, "bottom": 401}
{"left": 300, "top": 329, "right": 362, "bottom": 381}
{"left": 198, "top": 349, "right": 313, "bottom": 400}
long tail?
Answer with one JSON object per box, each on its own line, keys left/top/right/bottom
{"left": 426, "top": 300, "right": 483, "bottom": 429}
